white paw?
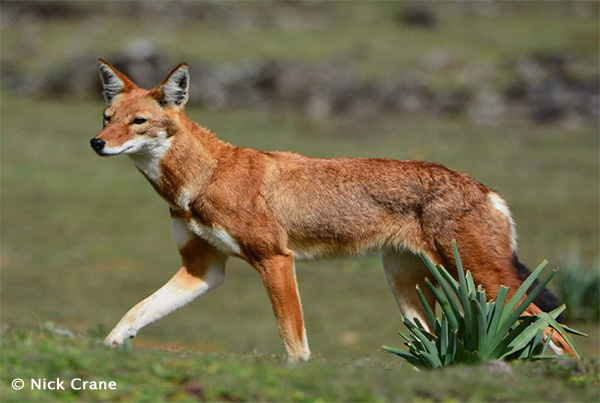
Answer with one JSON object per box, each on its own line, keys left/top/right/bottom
{"left": 103, "top": 328, "right": 135, "bottom": 346}
{"left": 286, "top": 349, "right": 311, "bottom": 364}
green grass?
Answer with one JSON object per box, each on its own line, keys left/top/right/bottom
{"left": 1, "top": 326, "right": 598, "bottom": 402}
{"left": 1, "top": 95, "right": 598, "bottom": 399}
{"left": 2, "top": 3, "right": 599, "bottom": 400}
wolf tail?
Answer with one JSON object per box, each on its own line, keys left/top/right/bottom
{"left": 512, "top": 254, "right": 565, "bottom": 323}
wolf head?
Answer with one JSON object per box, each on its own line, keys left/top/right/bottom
{"left": 91, "top": 60, "right": 189, "bottom": 156}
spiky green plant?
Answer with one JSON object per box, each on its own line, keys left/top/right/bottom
{"left": 383, "top": 242, "right": 584, "bottom": 369}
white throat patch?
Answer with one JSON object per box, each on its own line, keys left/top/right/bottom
{"left": 127, "top": 131, "right": 172, "bottom": 184}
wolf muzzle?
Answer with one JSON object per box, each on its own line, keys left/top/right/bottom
{"left": 90, "top": 138, "right": 106, "bottom": 152}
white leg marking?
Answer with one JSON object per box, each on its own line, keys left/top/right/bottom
{"left": 292, "top": 261, "right": 310, "bottom": 359}
{"left": 382, "top": 250, "right": 432, "bottom": 332}
{"left": 171, "top": 217, "right": 195, "bottom": 249}
{"left": 104, "top": 257, "right": 226, "bottom": 346}
{"left": 548, "top": 340, "right": 565, "bottom": 355}
{"left": 301, "top": 327, "right": 311, "bottom": 359}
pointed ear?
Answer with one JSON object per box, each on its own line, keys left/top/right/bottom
{"left": 151, "top": 64, "right": 189, "bottom": 109}
{"left": 98, "top": 59, "right": 136, "bottom": 104}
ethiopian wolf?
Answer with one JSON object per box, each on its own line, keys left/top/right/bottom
{"left": 92, "top": 60, "right": 572, "bottom": 361}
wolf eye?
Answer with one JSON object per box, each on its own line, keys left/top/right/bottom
{"left": 103, "top": 114, "right": 111, "bottom": 122}
{"left": 132, "top": 117, "right": 147, "bottom": 125}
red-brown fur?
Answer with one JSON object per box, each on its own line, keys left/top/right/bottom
{"left": 95, "top": 60, "right": 574, "bottom": 361}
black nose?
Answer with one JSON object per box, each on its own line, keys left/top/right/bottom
{"left": 90, "top": 138, "right": 105, "bottom": 151}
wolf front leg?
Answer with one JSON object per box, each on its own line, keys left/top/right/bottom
{"left": 104, "top": 232, "right": 227, "bottom": 346}
{"left": 254, "top": 253, "right": 310, "bottom": 362}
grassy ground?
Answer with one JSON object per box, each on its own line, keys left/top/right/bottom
{"left": 1, "top": 95, "right": 598, "bottom": 401}
{"left": 2, "top": 2, "right": 599, "bottom": 401}
{"left": 1, "top": 326, "right": 598, "bottom": 402}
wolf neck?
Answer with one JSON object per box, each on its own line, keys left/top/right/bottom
{"left": 128, "top": 136, "right": 173, "bottom": 184}
{"left": 131, "top": 117, "right": 227, "bottom": 207}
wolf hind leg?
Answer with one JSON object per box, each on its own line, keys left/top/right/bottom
{"left": 382, "top": 250, "right": 436, "bottom": 331}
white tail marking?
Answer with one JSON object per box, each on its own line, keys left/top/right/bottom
{"left": 488, "top": 192, "right": 517, "bottom": 251}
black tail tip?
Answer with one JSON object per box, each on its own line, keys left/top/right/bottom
{"left": 512, "top": 254, "right": 565, "bottom": 323}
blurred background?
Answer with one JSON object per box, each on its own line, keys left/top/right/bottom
{"left": 1, "top": 1, "right": 598, "bottom": 361}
